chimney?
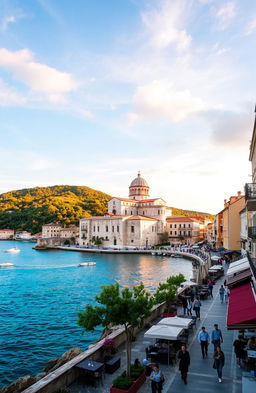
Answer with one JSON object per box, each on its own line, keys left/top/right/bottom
{"left": 224, "top": 199, "right": 227, "bottom": 207}
{"left": 237, "top": 191, "right": 241, "bottom": 197}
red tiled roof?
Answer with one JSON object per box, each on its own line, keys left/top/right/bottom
{"left": 113, "top": 197, "right": 162, "bottom": 203}
{"left": 128, "top": 215, "right": 158, "bottom": 221}
{"left": 0, "top": 229, "right": 14, "bottom": 232}
{"left": 166, "top": 217, "right": 198, "bottom": 222}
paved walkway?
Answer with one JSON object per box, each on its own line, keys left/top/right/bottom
{"left": 164, "top": 276, "right": 242, "bottom": 393}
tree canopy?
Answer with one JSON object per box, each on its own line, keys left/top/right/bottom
{"left": 154, "top": 274, "right": 186, "bottom": 312}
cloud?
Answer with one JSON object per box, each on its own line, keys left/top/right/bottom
{"left": 0, "top": 79, "right": 26, "bottom": 106}
{"left": 1, "top": 11, "right": 25, "bottom": 32}
{"left": 207, "top": 110, "right": 252, "bottom": 146}
{"left": 141, "top": 0, "right": 192, "bottom": 51}
{"left": 0, "top": 48, "right": 78, "bottom": 102}
{"left": 214, "top": 1, "right": 236, "bottom": 30}
{"left": 132, "top": 81, "right": 205, "bottom": 122}
{"left": 245, "top": 16, "right": 256, "bottom": 35}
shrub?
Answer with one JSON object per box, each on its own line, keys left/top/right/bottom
{"left": 112, "top": 375, "right": 133, "bottom": 390}
{"left": 130, "top": 364, "right": 144, "bottom": 380}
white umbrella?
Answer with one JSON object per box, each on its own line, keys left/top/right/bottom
{"left": 211, "top": 256, "right": 220, "bottom": 261}
{"left": 144, "top": 325, "right": 184, "bottom": 340}
{"left": 158, "top": 317, "right": 193, "bottom": 329}
{"left": 181, "top": 280, "right": 198, "bottom": 287}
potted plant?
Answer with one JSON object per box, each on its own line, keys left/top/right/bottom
{"left": 154, "top": 274, "right": 185, "bottom": 317}
{"left": 110, "top": 363, "right": 146, "bottom": 393}
{"left": 102, "top": 338, "right": 117, "bottom": 361}
{"left": 78, "top": 282, "right": 152, "bottom": 391}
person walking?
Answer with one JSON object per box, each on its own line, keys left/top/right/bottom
{"left": 211, "top": 324, "right": 223, "bottom": 350}
{"left": 149, "top": 363, "right": 164, "bottom": 393}
{"left": 193, "top": 296, "right": 201, "bottom": 319}
{"left": 182, "top": 296, "right": 188, "bottom": 315}
{"left": 187, "top": 298, "right": 192, "bottom": 316}
{"left": 224, "top": 287, "right": 230, "bottom": 303}
{"left": 233, "top": 335, "right": 246, "bottom": 367}
{"left": 208, "top": 281, "right": 213, "bottom": 298}
{"left": 219, "top": 285, "right": 225, "bottom": 303}
{"left": 178, "top": 345, "right": 190, "bottom": 384}
{"left": 198, "top": 326, "right": 210, "bottom": 358}
{"left": 213, "top": 346, "right": 225, "bottom": 383}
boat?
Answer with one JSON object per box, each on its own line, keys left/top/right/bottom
{"left": 170, "top": 253, "right": 183, "bottom": 258}
{"left": 78, "top": 262, "right": 96, "bottom": 267}
{"left": 151, "top": 252, "right": 156, "bottom": 256}
{"left": 4, "top": 248, "right": 20, "bottom": 253}
{"left": 0, "top": 263, "right": 14, "bottom": 267}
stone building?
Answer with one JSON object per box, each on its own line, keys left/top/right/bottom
{"left": 0, "top": 229, "right": 14, "bottom": 239}
{"left": 42, "top": 222, "right": 62, "bottom": 238}
{"left": 166, "top": 216, "right": 204, "bottom": 244}
{"left": 79, "top": 172, "right": 172, "bottom": 247}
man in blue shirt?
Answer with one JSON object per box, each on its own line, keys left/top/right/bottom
{"left": 211, "top": 324, "right": 223, "bottom": 350}
{"left": 198, "top": 326, "right": 210, "bottom": 358}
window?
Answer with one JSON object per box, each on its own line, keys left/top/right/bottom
{"left": 183, "top": 231, "right": 186, "bottom": 236}
{"left": 137, "top": 210, "right": 139, "bottom": 215}
{"left": 112, "top": 226, "right": 114, "bottom": 232}
{"left": 117, "top": 225, "right": 119, "bottom": 232}
{"left": 143, "top": 211, "right": 145, "bottom": 215}
{"left": 152, "top": 227, "right": 154, "bottom": 232}
{"left": 131, "top": 226, "right": 134, "bottom": 233}
{"left": 125, "top": 210, "right": 127, "bottom": 215}
{"left": 174, "top": 231, "right": 177, "bottom": 235}
{"left": 179, "top": 224, "right": 181, "bottom": 228}
{"left": 170, "top": 231, "right": 172, "bottom": 235}
{"left": 174, "top": 224, "right": 177, "bottom": 228}
{"left": 180, "top": 231, "right": 182, "bottom": 235}
{"left": 188, "top": 224, "right": 191, "bottom": 228}
{"left": 170, "top": 224, "right": 172, "bottom": 228}
{"left": 93, "top": 226, "right": 95, "bottom": 232}
{"left": 158, "top": 209, "right": 160, "bottom": 215}
{"left": 97, "top": 226, "right": 99, "bottom": 232}
{"left": 106, "top": 225, "right": 108, "bottom": 232}
{"left": 188, "top": 231, "right": 191, "bottom": 236}
{"left": 131, "top": 240, "right": 134, "bottom": 243}
{"left": 131, "top": 211, "right": 132, "bottom": 215}
{"left": 183, "top": 224, "right": 186, "bottom": 228}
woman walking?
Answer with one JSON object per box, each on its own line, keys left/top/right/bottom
{"left": 213, "top": 346, "right": 225, "bottom": 383}
{"left": 149, "top": 364, "right": 164, "bottom": 393}
{"left": 178, "top": 345, "right": 190, "bottom": 384}
{"left": 187, "top": 298, "right": 192, "bottom": 316}
{"left": 193, "top": 296, "right": 201, "bottom": 319}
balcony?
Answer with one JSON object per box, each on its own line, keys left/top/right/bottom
{"left": 248, "top": 226, "right": 256, "bottom": 239}
{"left": 245, "top": 183, "right": 256, "bottom": 200}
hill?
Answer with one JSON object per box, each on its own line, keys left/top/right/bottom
{"left": 0, "top": 185, "right": 214, "bottom": 234}
{"left": 0, "top": 185, "right": 111, "bottom": 234}
{"left": 171, "top": 207, "right": 215, "bottom": 221}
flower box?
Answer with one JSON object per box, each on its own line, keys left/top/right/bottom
{"left": 110, "top": 371, "right": 146, "bottom": 393}
{"left": 162, "top": 311, "right": 177, "bottom": 317}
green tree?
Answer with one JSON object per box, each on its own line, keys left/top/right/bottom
{"left": 91, "top": 236, "right": 104, "bottom": 246}
{"left": 154, "top": 274, "right": 185, "bottom": 312}
{"left": 160, "top": 231, "right": 169, "bottom": 245}
{"left": 78, "top": 282, "right": 153, "bottom": 377}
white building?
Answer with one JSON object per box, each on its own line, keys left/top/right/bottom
{"left": 15, "top": 231, "right": 32, "bottom": 240}
{"left": 0, "top": 229, "right": 14, "bottom": 239}
{"left": 79, "top": 172, "right": 172, "bottom": 247}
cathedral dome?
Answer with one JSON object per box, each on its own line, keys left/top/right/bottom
{"left": 130, "top": 172, "right": 148, "bottom": 187}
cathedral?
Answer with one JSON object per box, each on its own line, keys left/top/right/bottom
{"left": 79, "top": 172, "right": 172, "bottom": 247}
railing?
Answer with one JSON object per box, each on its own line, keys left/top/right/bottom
{"left": 245, "top": 183, "right": 256, "bottom": 199}
{"left": 247, "top": 251, "right": 256, "bottom": 280}
{"left": 248, "top": 226, "right": 256, "bottom": 239}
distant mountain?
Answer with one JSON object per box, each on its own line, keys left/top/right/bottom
{"left": 171, "top": 207, "right": 214, "bottom": 221}
{"left": 0, "top": 185, "right": 214, "bottom": 234}
{"left": 0, "top": 185, "right": 111, "bottom": 234}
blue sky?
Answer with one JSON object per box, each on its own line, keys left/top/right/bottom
{"left": 0, "top": 0, "right": 255, "bottom": 213}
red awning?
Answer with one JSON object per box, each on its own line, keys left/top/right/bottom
{"left": 226, "top": 269, "right": 252, "bottom": 288}
{"left": 227, "top": 282, "right": 256, "bottom": 329}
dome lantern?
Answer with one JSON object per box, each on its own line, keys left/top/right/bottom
{"left": 129, "top": 172, "right": 149, "bottom": 200}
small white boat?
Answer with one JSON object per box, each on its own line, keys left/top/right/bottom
{"left": 78, "top": 262, "right": 96, "bottom": 267}
{"left": 4, "top": 248, "right": 20, "bottom": 254}
{"left": 151, "top": 252, "right": 156, "bottom": 256}
{"left": 0, "top": 263, "right": 14, "bottom": 267}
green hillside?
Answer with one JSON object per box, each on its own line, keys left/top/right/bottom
{"left": 0, "top": 185, "right": 214, "bottom": 234}
{"left": 171, "top": 207, "right": 215, "bottom": 221}
{"left": 0, "top": 185, "right": 111, "bottom": 234}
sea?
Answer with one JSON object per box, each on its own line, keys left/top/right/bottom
{"left": 0, "top": 240, "right": 192, "bottom": 387}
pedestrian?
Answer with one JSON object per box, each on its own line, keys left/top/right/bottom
{"left": 178, "top": 345, "right": 190, "bottom": 384}
{"left": 219, "top": 285, "right": 225, "bottom": 303}
{"left": 187, "top": 298, "right": 192, "bottom": 316}
{"left": 211, "top": 324, "right": 223, "bottom": 350}
{"left": 191, "top": 286, "right": 196, "bottom": 302}
{"left": 208, "top": 281, "right": 213, "bottom": 298}
{"left": 149, "top": 363, "right": 164, "bottom": 393}
{"left": 224, "top": 287, "right": 230, "bottom": 303}
{"left": 213, "top": 346, "right": 225, "bottom": 383}
{"left": 193, "top": 296, "right": 201, "bottom": 319}
{"left": 182, "top": 296, "right": 188, "bottom": 315}
{"left": 233, "top": 335, "right": 246, "bottom": 367}
{"left": 198, "top": 326, "right": 210, "bottom": 359}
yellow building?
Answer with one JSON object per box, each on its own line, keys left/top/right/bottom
{"left": 221, "top": 192, "right": 245, "bottom": 250}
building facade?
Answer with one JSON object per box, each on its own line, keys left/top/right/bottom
{"left": 166, "top": 217, "right": 203, "bottom": 244}
{"left": 79, "top": 172, "right": 172, "bottom": 247}
{"left": 42, "top": 223, "right": 62, "bottom": 238}
{"left": 0, "top": 229, "right": 14, "bottom": 239}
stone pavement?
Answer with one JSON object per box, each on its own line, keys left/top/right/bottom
{"left": 164, "top": 276, "right": 242, "bottom": 393}
{"left": 70, "top": 274, "right": 242, "bottom": 393}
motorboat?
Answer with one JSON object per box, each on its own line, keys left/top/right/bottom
{"left": 0, "top": 263, "right": 14, "bottom": 267}
{"left": 78, "top": 262, "right": 96, "bottom": 267}
{"left": 4, "top": 248, "right": 20, "bottom": 253}
{"left": 151, "top": 252, "right": 156, "bottom": 256}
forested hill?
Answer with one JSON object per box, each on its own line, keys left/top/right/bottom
{"left": 0, "top": 186, "right": 111, "bottom": 234}
{"left": 0, "top": 185, "right": 214, "bottom": 234}
{"left": 171, "top": 207, "right": 214, "bottom": 221}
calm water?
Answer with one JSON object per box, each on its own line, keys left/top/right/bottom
{"left": 0, "top": 241, "right": 192, "bottom": 387}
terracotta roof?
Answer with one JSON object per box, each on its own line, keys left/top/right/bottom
{"left": 166, "top": 217, "right": 199, "bottom": 222}
{"left": 112, "top": 197, "right": 164, "bottom": 203}
{"left": 43, "top": 222, "right": 62, "bottom": 227}
{"left": 0, "top": 229, "right": 14, "bottom": 232}
{"left": 113, "top": 197, "right": 137, "bottom": 202}
{"left": 82, "top": 215, "right": 126, "bottom": 220}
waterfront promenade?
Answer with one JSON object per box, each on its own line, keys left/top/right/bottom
{"left": 70, "top": 273, "right": 242, "bottom": 393}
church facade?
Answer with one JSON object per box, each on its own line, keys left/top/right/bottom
{"left": 79, "top": 172, "right": 172, "bottom": 247}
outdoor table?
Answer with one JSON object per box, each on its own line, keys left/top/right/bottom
{"left": 105, "top": 356, "right": 121, "bottom": 374}
{"left": 74, "top": 359, "right": 104, "bottom": 386}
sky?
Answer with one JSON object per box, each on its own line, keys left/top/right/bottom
{"left": 0, "top": 0, "right": 255, "bottom": 214}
